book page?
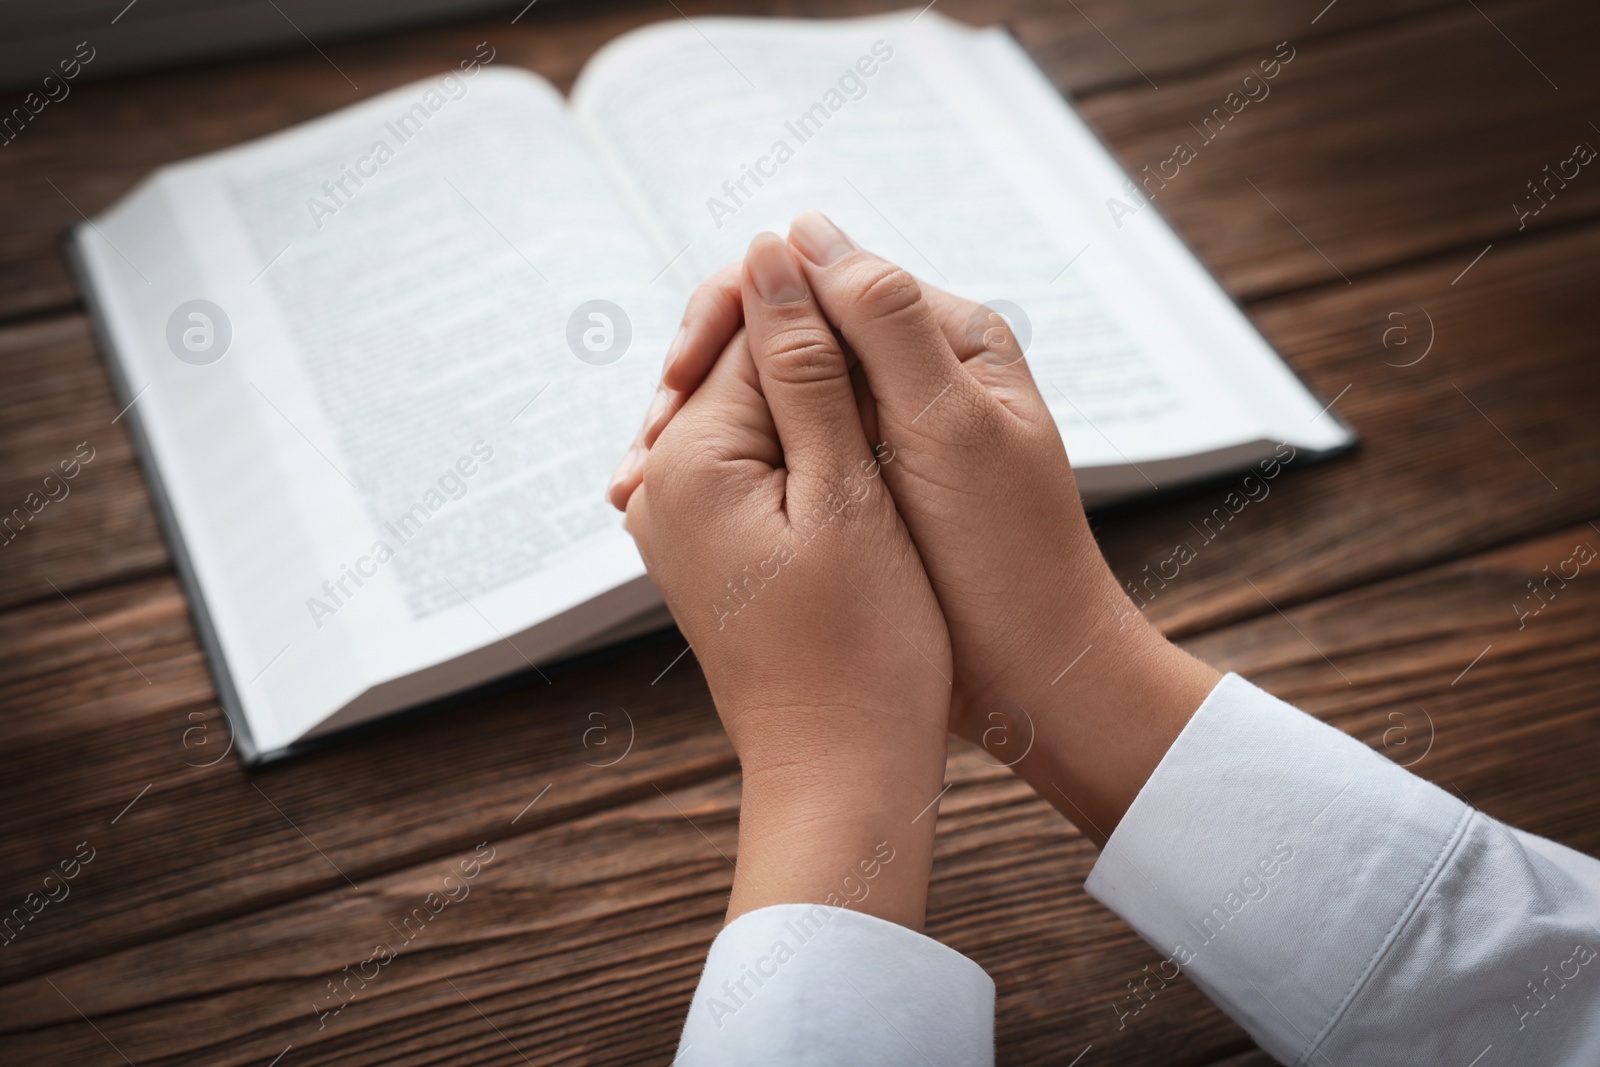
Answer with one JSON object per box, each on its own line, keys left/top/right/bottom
{"left": 572, "top": 13, "right": 1350, "bottom": 478}
{"left": 963, "top": 29, "right": 1353, "bottom": 457}
{"left": 79, "top": 66, "right": 677, "bottom": 752}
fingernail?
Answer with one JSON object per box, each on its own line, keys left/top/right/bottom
{"left": 789, "top": 211, "right": 855, "bottom": 266}
{"left": 662, "top": 324, "right": 687, "bottom": 378}
{"left": 748, "top": 234, "right": 809, "bottom": 304}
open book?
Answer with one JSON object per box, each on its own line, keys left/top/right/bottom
{"left": 70, "top": 11, "right": 1355, "bottom": 762}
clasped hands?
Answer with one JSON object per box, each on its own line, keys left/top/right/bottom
{"left": 608, "top": 213, "right": 1219, "bottom": 931}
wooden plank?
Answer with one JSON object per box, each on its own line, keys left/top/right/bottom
{"left": 0, "top": 755, "right": 1253, "bottom": 1067}
{"left": 1097, "top": 220, "right": 1600, "bottom": 638}
{"left": 3, "top": 521, "right": 1595, "bottom": 1065}
{"left": 0, "top": 314, "right": 168, "bottom": 609}
{"left": 0, "top": 0, "right": 1453, "bottom": 320}
{"left": 0, "top": 577, "right": 734, "bottom": 985}
{"left": 1079, "top": 0, "right": 1600, "bottom": 297}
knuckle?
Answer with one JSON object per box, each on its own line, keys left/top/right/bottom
{"left": 846, "top": 260, "right": 925, "bottom": 322}
{"left": 760, "top": 325, "right": 844, "bottom": 385}
{"left": 942, "top": 387, "right": 1011, "bottom": 451}
{"left": 646, "top": 423, "right": 736, "bottom": 503}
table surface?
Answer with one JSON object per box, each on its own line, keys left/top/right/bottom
{"left": 3, "top": 1, "right": 1599, "bottom": 1064}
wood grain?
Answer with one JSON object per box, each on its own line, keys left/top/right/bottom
{"left": 1097, "top": 220, "right": 1600, "bottom": 637}
{"left": 0, "top": 582, "right": 734, "bottom": 986}
{"left": 1079, "top": 0, "right": 1600, "bottom": 298}
{"left": 4, "top": 521, "right": 1596, "bottom": 1066}
{"left": 0, "top": 759, "right": 1261, "bottom": 1067}
{"left": 0, "top": 314, "right": 168, "bottom": 608}
{"left": 0, "top": 0, "right": 1469, "bottom": 320}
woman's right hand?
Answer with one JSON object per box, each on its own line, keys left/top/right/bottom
{"left": 621, "top": 213, "right": 1220, "bottom": 844}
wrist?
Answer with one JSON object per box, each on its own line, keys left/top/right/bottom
{"left": 1005, "top": 591, "right": 1219, "bottom": 846}
{"left": 727, "top": 733, "right": 947, "bottom": 930}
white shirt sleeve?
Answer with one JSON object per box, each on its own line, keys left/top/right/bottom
{"left": 677, "top": 673, "right": 1600, "bottom": 1066}
{"left": 1086, "top": 672, "right": 1600, "bottom": 1066}
{"left": 676, "top": 902, "right": 994, "bottom": 1065}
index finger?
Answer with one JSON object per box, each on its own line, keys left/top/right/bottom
{"left": 661, "top": 261, "right": 744, "bottom": 395}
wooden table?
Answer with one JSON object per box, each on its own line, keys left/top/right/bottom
{"left": 3, "top": 1, "right": 1598, "bottom": 1063}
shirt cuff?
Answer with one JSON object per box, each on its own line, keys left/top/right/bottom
{"left": 1084, "top": 672, "right": 1471, "bottom": 1065}
{"left": 677, "top": 903, "right": 995, "bottom": 1066}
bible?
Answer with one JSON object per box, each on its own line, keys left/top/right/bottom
{"left": 69, "top": 10, "right": 1355, "bottom": 761}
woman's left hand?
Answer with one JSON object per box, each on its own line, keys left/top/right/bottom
{"left": 614, "top": 233, "right": 953, "bottom": 929}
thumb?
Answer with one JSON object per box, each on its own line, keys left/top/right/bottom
{"left": 785, "top": 212, "right": 985, "bottom": 435}
{"left": 740, "top": 233, "right": 876, "bottom": 510}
